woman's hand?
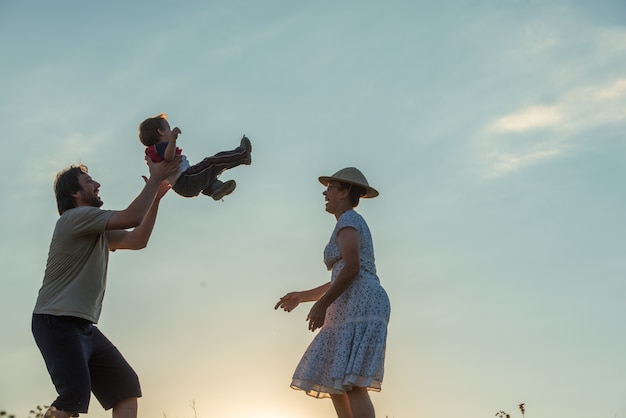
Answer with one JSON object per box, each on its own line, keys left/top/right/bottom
{"left": 306, "top": 300, "right": 328, "bottom": 332}
{"left": 275, "top": 292, "right": 302, "bottom": 312}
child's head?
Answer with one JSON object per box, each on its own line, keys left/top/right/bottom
{"left": 138, "top": 113, "right": 169, "bottom": 146}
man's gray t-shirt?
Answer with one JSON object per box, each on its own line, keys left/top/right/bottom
{"left": 33, "top": 206, "right": 124, "bottom": 323}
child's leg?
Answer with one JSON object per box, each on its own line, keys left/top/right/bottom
{"left": 201, "top": 179, "right": 236, "bottom": 200}
{"left": 175, "top": 136, "right": 251, "bottom": 197}
{"left": 186, "top": 135, "right": 252, "bottom": 178}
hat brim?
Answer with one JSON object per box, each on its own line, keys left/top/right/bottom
{"left": 318, "top": 176, "right": 379, "bottom": 198}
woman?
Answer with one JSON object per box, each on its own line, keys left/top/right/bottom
{"left": 275, "top": 167, "right": 391, "bottom": 418}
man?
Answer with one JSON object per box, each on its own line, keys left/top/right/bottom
{"left": 32, "top": 157, "right": 180, "bottom": 418}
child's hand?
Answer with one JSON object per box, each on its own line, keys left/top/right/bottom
{"left": 172, "top": 127, "right": 182, "bottom": 139}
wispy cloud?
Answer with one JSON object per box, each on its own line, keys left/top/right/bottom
{"left": 489, "top": 148, "right": 562, "bottom": 176}
{"left": 478, "top": 77, "right": 626, "bottom": 177}
{"left": 489, "top": 105, "right": 563, "bottom": 133}
{"left": 594, "top": 78, "right": 626, "bottom": 100}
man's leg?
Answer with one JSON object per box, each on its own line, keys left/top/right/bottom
{"left": 112, "top": 397, "right": 138, "bottom": 418}
{"left": 43, "top": 406, "right": 74, "bottom": 418}
{"left": 89, "top": 327, "right": 141, "bottom": 414}
{"left": 32, "top": 315, "right": 92, "bottom": 416}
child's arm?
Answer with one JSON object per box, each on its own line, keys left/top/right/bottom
{"left": 163, "top": 127, "right": 182, "bottom": 161}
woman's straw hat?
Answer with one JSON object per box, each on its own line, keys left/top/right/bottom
{"left": 318, "top": 167, "right": 379, "bottom": 198}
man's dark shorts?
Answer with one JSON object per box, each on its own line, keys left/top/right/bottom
{"left": 32, "top": 314, "right": 142, "bottom": 414}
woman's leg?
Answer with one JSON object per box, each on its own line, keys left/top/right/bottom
{"left": 347, "top": 387, "right": 375, "bottom": 418}
{"left": 330, "top": 393, "right": 353, "bottom": 418}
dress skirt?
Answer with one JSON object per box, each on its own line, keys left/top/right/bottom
{"left": 291, "top": 272, "right": 391, "bottom": 398}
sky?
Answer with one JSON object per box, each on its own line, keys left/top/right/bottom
{"left": 1, "top": 1, "right": 626, "bottom": 417}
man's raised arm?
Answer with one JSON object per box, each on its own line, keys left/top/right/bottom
{"left": 106, "top": 156, "right": 180, "bottom": 231}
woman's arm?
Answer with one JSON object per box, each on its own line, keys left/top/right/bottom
{"left": 275, "top": 282, "right": 331, "bottom": 312}
{"left": 307, "top": 227, "right": 360, "bottom": 331}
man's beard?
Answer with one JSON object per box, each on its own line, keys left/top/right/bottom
{"left": 81, "top": 190, "right": 103, "bottom": 208}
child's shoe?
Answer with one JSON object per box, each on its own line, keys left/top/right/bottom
{"left": 205, "top": 179, "right": 236, "bottom": 201}
{"left": 240, "top": 135, "right": 252, "bottom": 165}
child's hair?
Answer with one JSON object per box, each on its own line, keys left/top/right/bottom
{"left": 138, "top": 113, "right": 169, "bottom": 146}
{"left": 54, "top": 164, "right": 88, "bottom": 215}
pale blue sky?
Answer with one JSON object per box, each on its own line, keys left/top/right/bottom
{"left": 1, "top": 1, "right": 626, "bottom": 417}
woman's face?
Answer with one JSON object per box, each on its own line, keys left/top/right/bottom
{"left": 323, "top": 181, "right": 347, "bottom": 214}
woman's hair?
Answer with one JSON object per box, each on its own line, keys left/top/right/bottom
{"left": 338, "top": 181, "right": 366, "bottom": 207}
{"left": 54, "top": 164, "right": 88, "bottom": 215}
{"left": 138, "top": 113, "right": 168, "bottom": 146}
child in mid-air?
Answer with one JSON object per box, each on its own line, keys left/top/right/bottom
{"left": 138, "top": 113, "right": 252, "bottom": 201}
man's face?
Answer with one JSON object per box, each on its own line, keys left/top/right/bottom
{"left": 74, "top": 172, "right": 103, "bottom": 208}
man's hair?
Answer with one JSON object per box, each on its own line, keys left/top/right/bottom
{"left": 338, "top": 182, "right": 366, "bottom": 207}
{"left": 138, "top": 113, "right": 168, "bottom": 146}
{"left": 54, "top": 164, "right": 88, "bottom": 215}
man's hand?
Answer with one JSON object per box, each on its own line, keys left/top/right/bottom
{"left": 146, "top": 155, "right": 182, "bottom": 181}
